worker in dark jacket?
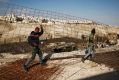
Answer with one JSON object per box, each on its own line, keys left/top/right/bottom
{"left": 23, "top": 25, "right": 44, "bottom": 72}
{"left": 82, "top": 28, "right": 96, "bottom": 63}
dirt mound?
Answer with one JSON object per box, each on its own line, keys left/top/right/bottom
{"left": 0, "top": 59, "right": 60, "bottom": 80}
{"left": 0, "top": 42, "right": 31, "bottom": 54}
{"left": 0, "top": 37, "right": 86, "bottom": 54}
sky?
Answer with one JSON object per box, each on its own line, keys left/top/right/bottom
{"left": 0, "top": 0, "right": 119, "bottom": 26}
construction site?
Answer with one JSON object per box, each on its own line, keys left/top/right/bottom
{"left": 0, "top": 1, "right": 119, "bottom": 80}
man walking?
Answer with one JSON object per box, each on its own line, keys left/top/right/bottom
{"left": 81, "top": 28, "right": 96, "bottom": 63}
{"left": 23, "top": 25, "right": 44, "bottom": 72}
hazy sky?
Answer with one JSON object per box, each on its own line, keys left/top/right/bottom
{"left": 1, "top": 0, "right": 119, "bottom": 26}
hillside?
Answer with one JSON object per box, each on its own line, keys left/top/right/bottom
{"left": 0, "top": 21, "right": 119, "bottom": 44}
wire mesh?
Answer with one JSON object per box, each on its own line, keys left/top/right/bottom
{"left": 0, "top": 1, "right": 119, "bottom": 80}
{"left": 0, "top": 1, "right": 115, "bottom": 53}
{"left": 0, "top": 1, "right": 119, "bottom": 79}
{"left": 0, "top": 1, "right": 101, "bottom": 44}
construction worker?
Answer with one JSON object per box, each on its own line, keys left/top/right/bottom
{"left": 81, "top": 28, "right": 96, "bottom": 63}
{"left": 23, "top": 25, "right": 44, "bottom": 72}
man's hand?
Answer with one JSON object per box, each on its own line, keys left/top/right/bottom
{"left": 33, "top": 43, "right": 38, "bottom": 47}
{"left": 35, "top": 35, "right": 39, "bottom": 37}
{"left": 31, "top": 34, "right": 39, "bottom": 38}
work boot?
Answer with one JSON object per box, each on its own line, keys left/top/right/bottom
{"left": 40, "top": 61, "right": 46, "bottom": 66}
{"left": 22, "top": 64, "right": 28, "bottom": 72}
{"left": 81, "top": 57, "right": 85, "bottom": 63}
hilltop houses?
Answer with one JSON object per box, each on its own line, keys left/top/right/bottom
{"left": 0, "top": 13, "right": 94, "bottom": 25}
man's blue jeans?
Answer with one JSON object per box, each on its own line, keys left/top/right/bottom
{"left": 84, "top": 46, "right": 95, "bottom": 60}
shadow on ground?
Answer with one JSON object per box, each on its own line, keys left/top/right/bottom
{"left": 79, "top": 70, "right": 119, "bottom": 80}
{"left": 92, "top": 50, "right": 119, "bottom": 70}
{"left": 74, "top": 50, "right": 119, "bottom": 80}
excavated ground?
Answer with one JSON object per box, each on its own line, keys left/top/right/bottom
{"left": 92, "top": 50, "right": 119, "bottom": 70}
{"left": 0, "top": 50, "right": 119, "bottom": 80}
{"left": 0, "top": 37, "right": 119, "bottom": 80}
{"left": 0, "top": 59, "right": 61, "bottom": 80}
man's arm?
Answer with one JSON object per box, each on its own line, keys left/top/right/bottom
{"left": 39, "top": 25, "right": 44, "bottom": 36}
{"left": 94, "top": 35, "right": 97, "bottom": 48}
{"left": 30, "top": 31, "right": 39, "bottom": 38}
{"left": 33, "top": 42, "right": 39, "bottom": 47}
